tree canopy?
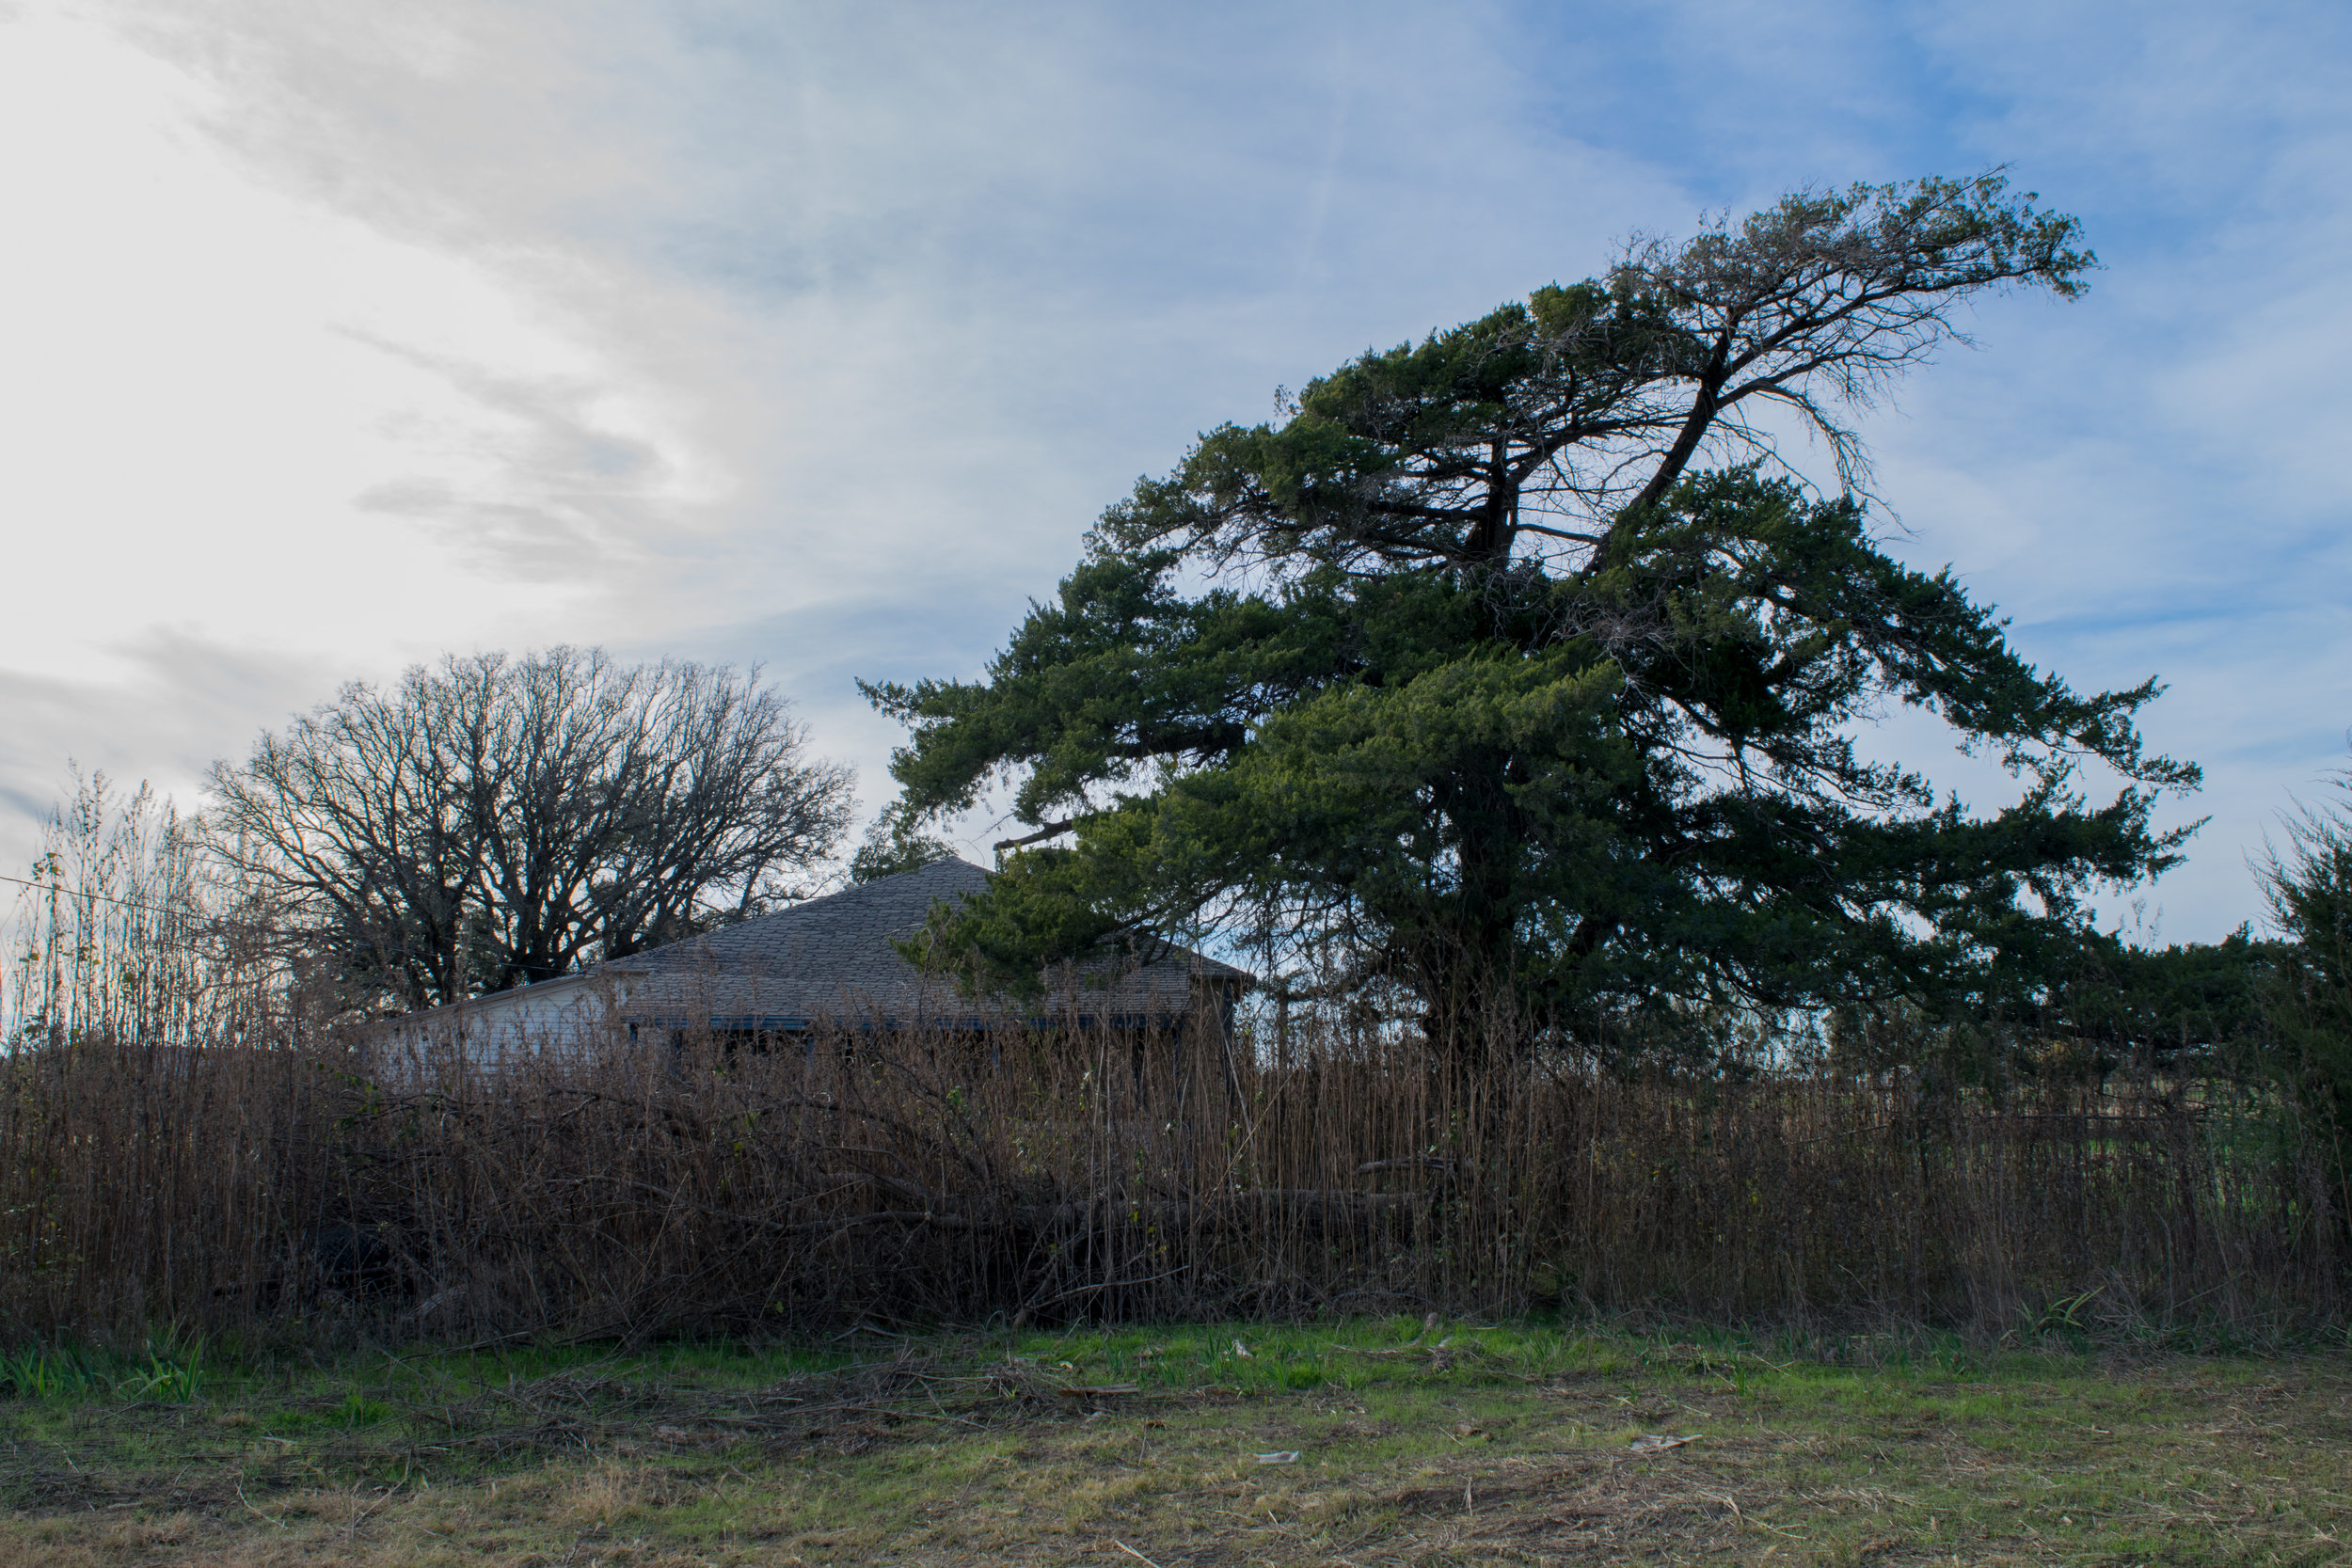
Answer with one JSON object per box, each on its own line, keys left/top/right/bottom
{"left": 2257, "top": 767, "right": 2352, "bottom": 1180}
{"left": 865, "top": 174, "right": 2200, "bottom": 1053}
{"left": 210, "top": 648, "right": 853, "bottom": 1010}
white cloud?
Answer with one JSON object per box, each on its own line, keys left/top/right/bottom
{"left": 0, "top": 0, "right": 737, "bottom": 854}
{"left": 0, "top": 0, "right": 2344, "bottom": 946}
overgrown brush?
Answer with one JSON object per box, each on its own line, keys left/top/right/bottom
{"left": 3, "top": 772, "right": 2344, "bottom": 1348}
{"left": 0, "top": 1006, "right": 2341, "bottom": 1347}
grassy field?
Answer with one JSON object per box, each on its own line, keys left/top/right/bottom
{"left": 2, "top": 1319, "right": 2347, "bottom": 1566}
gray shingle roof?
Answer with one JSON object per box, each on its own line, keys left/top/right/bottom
{"left": 607, "top": 857, "right": 1248, "bottom": 1028}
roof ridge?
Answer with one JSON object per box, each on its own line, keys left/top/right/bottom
{"left": 566, "top": 856, "right": 1248, "bottom": 1003}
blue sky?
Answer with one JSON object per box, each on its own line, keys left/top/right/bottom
{"left": 2, "top": 0, "right": 2345, "bottom": 944}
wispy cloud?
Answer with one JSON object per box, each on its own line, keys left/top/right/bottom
{"left": 1, "top": 0, "right": 2343, "bottom": 941}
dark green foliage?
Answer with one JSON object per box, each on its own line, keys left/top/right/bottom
{"left": 847, "top": 803, "right": 959, "bottom": 885}
{"left": 2048, "top": 929, "right": 2286, "bottom": 1063}
{"left": 865, "top": 175, "right": 2197, "bottom": 1050}
{"left": 2257, "top": 769, "right": 2352, "bottom": 1189}
{"left": 1824, "top": 931, "right": 2290, "bottom": 1089}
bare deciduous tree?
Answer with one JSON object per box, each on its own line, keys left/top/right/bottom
{"left": 208, "top": 648, "right": 854, "bottom": 1009}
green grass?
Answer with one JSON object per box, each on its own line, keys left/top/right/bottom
{"left": 0, "top": 1329, "right": 207, "bottom": 1404}
{"left": 1, "top": 1318, "right": 2347, "bottom": 1564}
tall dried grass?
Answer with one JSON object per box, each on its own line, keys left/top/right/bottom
{"left": 1, "top": 1004, "right": 2341, "bottom": 1345}
{"left": 2, "top": 777, "right": 2341, "bottom": 1343}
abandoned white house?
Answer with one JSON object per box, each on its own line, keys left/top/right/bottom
{"left": 384, "top": 856, "right": 1250, "bottom": 1056}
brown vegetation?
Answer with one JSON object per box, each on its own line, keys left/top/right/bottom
{"left": 0, "top": 1008, "right": 2341, "bottom": 1344}
{"left": 2, "top": 773, "right": 2343, "bottom": 1348}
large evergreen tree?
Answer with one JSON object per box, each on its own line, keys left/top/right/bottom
{"left": 865, "top": 174, "right": 2200, "bottom": 1053}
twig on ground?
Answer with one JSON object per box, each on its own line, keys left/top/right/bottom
{"left": 236, "top": 1480, "right": 288, "bottom": 1529}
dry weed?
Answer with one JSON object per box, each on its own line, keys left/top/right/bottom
{"left": 2, "top": 1012, "right": 2338, "bottom": 1347}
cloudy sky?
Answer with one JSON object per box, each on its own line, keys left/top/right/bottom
{"left": 2, "top": 0, "right": 2345, "bottom": 944}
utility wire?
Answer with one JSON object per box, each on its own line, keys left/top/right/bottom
{"left": 1, "top": 870, "right": 195, "bottom": 916}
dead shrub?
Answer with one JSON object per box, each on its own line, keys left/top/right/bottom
{"left": 0, "top": 1000, "right": 2340, "bottom": 1343}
